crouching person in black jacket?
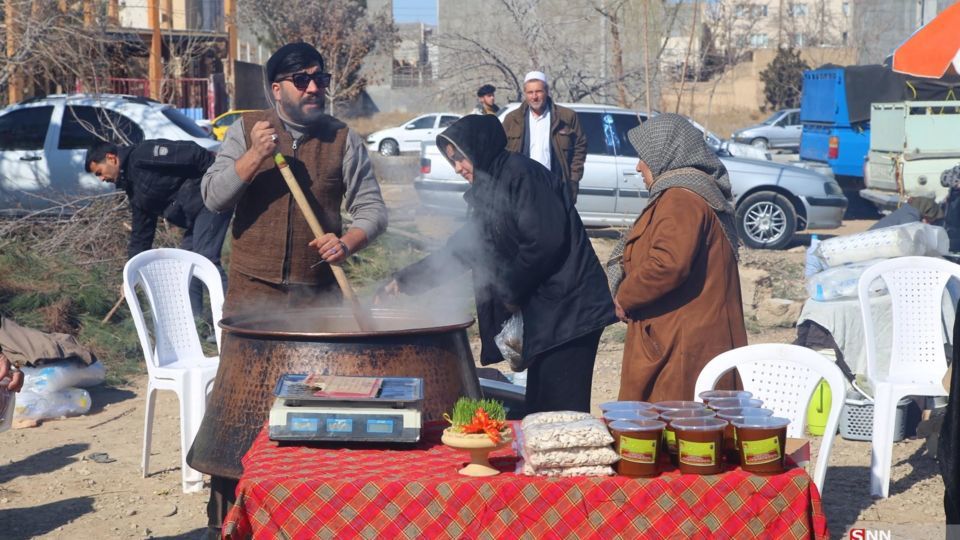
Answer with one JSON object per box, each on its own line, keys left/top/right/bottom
{"left": 85, "top": 140, "right": 232, "bottom": 314}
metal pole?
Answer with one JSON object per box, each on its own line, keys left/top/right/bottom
{"left": 5, "top": 0, "right": 22, "bottom": 104}
{"left": 642, "top": 0, "right": 651, "bottom": 115}
{"left": 148, "top": 0, "right": 162, "bottom": 100}
{"left": 108, "top": 0, "right": 119, "bottom": 25}
{"left": 225, "top": 0, "right": 237, "bottom": 110}
{"left": 163, "top": 0, "right": 173, "bottom": 29}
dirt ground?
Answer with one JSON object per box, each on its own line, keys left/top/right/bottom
{"left": 0, "top": 160, "right": 949, "bottom": 539}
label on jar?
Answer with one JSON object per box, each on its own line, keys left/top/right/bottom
{"left": 620, "top": 435, "right": 657, "bottom": 464}
{"left": 678, "top": 440, "right": 716, "bottom": 466}
{"left": 663, "top": 429, "right": 677, "bottom": 452}
{"left": 741, "top": 436, "right": 781, "bottom": 465}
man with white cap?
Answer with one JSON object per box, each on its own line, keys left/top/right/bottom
{"left": 502, "top": 71, "right": 587, "bottom": 203}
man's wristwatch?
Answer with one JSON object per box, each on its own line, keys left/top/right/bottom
{"left": 338, "top": 240, "right": 350, "bottom": 257}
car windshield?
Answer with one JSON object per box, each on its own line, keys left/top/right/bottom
{"left": 161, "top": 107, "right": 210, "bottom": 138}
{"left": 762, "top": 111, "right": 782, "bottom": 125}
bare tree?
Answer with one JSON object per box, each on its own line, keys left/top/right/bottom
{"left": 593, "top": 0, "right": 629, "bottom": 107}
{"left": 671, "top": 0, "right": 766, "bottom": 126}
{"left": 238, "top": 0, "right": 396, "bottom": 115}
{"left": 1, "top": 1, "right": 113, "bottom": 100}
{"left": 431, "top": 0, "right": 683, "bottom": 111}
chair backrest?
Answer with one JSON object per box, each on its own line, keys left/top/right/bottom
{"left": 123, "top": 248, "right": 225, "bottom": 374}
{"left": 857, "top": 256, "right": 957, "bottom": 387}
{"left": 694, "top": 344, "right": 845, "bottom": 439}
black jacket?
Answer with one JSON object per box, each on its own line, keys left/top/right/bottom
{"left": 394, "top": 115, "right": 616, "bottom": 366}
{"left": 116, "top": 139, "right": 215, "bottom": 258}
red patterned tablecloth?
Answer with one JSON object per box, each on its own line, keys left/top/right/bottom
{"left": 224, "top": 422, "right": 828, "bottom": 539}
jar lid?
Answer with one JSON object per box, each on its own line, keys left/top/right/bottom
{"left": 603, "top": 409, "right": 660, "bottom": 422}
{"left": 660, "top": 408, "right": 716, "bottom": 421}
{"left": 731, "top": 416, "right": 791, "bottom": 429}
{"left": 609, "top": 419, "right": 666, "bottom": 432}
{"left": 669, "top": 417, "right": 728, "bottom": 431}
{"left": 600, "top": 400, "right": 654, "bottom": 412}
{"left": 708, "top": 398, "right": 764, "bottom": 410}
{"left": 698, "top": 389, "right": 753, "bottom": 402}
{"left": 716, "top": 407, "right": 774, "bottom": 421}
{"left": 652, "top": 400, "right": 705, "bottom": 412}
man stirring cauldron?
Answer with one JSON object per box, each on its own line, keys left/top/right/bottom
{"left": 195, "top": 42, "right": 387, "bottom": 537}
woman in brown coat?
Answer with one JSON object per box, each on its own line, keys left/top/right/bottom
{"left": 615, "top": 114, "right": 747, "bottom": 402}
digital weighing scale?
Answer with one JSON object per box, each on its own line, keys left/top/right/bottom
{"left": 268, "top": 374, "right": 423, "bottom": 443}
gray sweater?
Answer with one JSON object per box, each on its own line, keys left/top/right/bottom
{"left": 201, "top": 116, "right": 388, "bottom": 242}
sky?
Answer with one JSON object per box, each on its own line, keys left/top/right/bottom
{"left": 393, "top": 0, "right": 438, "bottom": 26}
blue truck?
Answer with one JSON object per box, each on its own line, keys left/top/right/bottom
{"left": 798, "top": 65, "right": 912, "bottom": 182}
{"left": 798, "top": 65, "right": 956, "bottom": 183}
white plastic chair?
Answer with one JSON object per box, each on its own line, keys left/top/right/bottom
{"left": 694, "top": 343, "right": 846, "bottom": 493}
{"left": 123, "top": 248, "right": 223, "bottom": 494}
{"left": 858, "top": 256, "right": 955, "bottom": 498}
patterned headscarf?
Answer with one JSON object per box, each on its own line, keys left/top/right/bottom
{"left": 627, "top": 113, "right": 740, "bottom": 257}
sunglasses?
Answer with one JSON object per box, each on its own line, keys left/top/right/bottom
{"left": 279, "top": 71, "right": 332, "bottom": 91}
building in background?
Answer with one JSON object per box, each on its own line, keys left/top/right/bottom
{"left": 852, "top": 0, "right": 951, "bottom": 64}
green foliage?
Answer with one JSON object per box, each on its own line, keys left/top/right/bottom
{"left": 759, "top": 47, "right": 810, "bottom": 112}
{"left": 450, "top": 397, "right": 507, "bottom": 426}
{"left": 0, "top": 243, "right": 140, "bottom": 385}
{"left": 341, "top": 231, "right": 427, "bottom": 293}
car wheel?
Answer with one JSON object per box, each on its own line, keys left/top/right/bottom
{"left": 736, "top": 191, "right": 796, "bottom": 250}
{"left": 379, "top": 139, "right": 399, "bottom": 156}
{"left": 750, "top": 138, "right": 769, "bottom": 150}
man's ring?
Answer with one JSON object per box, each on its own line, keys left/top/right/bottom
{"left": 270, "top": 134, "right": 278, "bottom": 142}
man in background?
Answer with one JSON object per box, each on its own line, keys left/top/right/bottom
{"left": 502, "top": 71, "right": 587, "bottom": 203}
{"left": 472, "top": 84, "right": 501, "bottom": 115}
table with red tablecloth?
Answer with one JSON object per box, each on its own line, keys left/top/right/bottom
{"left": 223, "top": 422, "right": 828, "bottom": 539}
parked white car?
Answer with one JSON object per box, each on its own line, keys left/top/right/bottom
{"left": 0, "top": 93, "right": 220, "bottom": 216}
{"left": 365, "top": 113, "right": 462, "bottom": 156}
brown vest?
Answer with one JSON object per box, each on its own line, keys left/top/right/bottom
{"left": 231, "top": 109, "right": 348, "bottom": 285}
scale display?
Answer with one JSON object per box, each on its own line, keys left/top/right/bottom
{"left": 274, "top": 374, "right": 423, "bottom": 404}
{"left": 269, "top": 374, "right": 423, "bottom": 443}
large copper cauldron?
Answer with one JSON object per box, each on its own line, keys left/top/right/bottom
{"left": 187, "top": 307, "right": 480, "bottom": 479}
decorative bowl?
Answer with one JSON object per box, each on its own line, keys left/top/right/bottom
{"left": 441, "top": 427, "right": 513, "bottom": 477}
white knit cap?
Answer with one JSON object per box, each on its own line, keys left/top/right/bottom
{"left": 523, "top": 71, "right": 548, "bottom": 84}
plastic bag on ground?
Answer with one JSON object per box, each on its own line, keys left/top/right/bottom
{"left": 14, "top": 387, "right": 92, "bottom": 421}
{"left": 20, "top": 360, "right": 105, "bottom": 394}
{"left": 805, "top": 259, "right": 889, "bottom": 301}
{"left": 815, "top": 222, "right": 937, "bottom": 267}
{"left": 495, "top": 313, "right": 524, "bottom": 372}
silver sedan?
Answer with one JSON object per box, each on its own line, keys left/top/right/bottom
{"left": 416, "top": 105, "right": 846, "bottom": 250}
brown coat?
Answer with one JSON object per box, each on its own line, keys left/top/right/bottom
{"left": 502, "top": 100, "right": 587, "bottom": 183}
{"left": 616, "top": 188, "right": 746, "bottom": 402}
{"left": 231, "top": 110, "right": 347, "bottom": 286}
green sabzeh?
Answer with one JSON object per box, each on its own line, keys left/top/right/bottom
{"left": 679, "top": 440, "right": 716, "bottom": 466}
{"left": 620, "top": 435, "right": 657, "bottom": 464}
{"left": 741, "top": 436, "right": 781, "bottom": 465}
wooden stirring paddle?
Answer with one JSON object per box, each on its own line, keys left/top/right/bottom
{"left": 274, "top": 153, "right": 375, "bottom": 331}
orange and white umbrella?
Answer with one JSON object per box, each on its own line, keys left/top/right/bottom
{"left": 891, "top": 2, "right": 960, "bottom": 78}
